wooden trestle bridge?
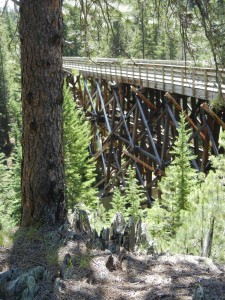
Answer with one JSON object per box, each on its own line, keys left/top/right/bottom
{"left": 63, "top": 57, "right": 225, "bottom": 204}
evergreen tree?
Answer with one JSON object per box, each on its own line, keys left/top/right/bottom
{"left": 63, "top": 3, "right": 82, "bottom": 56}
{"left": 0, "top": 142, "right": 22, "bottom": 227}
{"left": 124, "top": 166, "right": 145, "bottom": 221}
{"left": 0, "top": 153, "right": 10, "bottom": 215}
{"left": 4, "top": 9, "right": 21, "bottom": 141}
{"left": 7, "top": 143, "right": 22, "bottom": 224}
{"left": 158, "top": 113, "right": 197, "bottom": 226}
{"left": 108, "top": 187, "right": 127, "bottom": 219}
{"left": 0, "top": 9, "right": 21, "bottom": 228}
{"left": 63, "top": 84, "right": 97, "bottom": 209}
{"left": 148, "top": 113, "right": 197, "bottom": 240}
{"left": 0, "top": 12, "right": 11, "bottom": 154}
{"left": 172, "top": 131, "right": 225, "bottom": 261}
{"left": 108, "top": 20, "right": 126, "bottom": 58}
{"left": 107, "top": 166, "right": 146, "bottom": 222}
{"left": 146, "top": 198, "right": 172, "bottom": 244}
{"left": 61, "top": 0, "right": 225, "bottom": 66}
{"left": 169, "top": 114, "right": 196, "bottom": 210}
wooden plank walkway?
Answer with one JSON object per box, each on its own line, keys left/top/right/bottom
{"left": 63, "top": 57, "right": 225, "bottom": 101}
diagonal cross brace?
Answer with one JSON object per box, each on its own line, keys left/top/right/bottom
{"left": 113, "top": 88, "right": 134, "bottom": 148}
{"left": 96, "top": 81, "right": 112, "bottom": 133}
{"left": 136, "top": 95, "right": 162, "bottom": 167}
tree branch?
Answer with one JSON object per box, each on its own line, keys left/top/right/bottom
{"left": 11, "top": 0, "right": 20, "bottom": 6}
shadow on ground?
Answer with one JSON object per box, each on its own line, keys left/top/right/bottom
{"left": 1, "top": 225, "right": 225, "bottom": 300}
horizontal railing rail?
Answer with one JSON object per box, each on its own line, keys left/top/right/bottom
{"left": 63, "top": 57, "right": 225, "bottom": 101}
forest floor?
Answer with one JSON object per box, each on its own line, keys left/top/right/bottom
{"left": 1, "top": 226, "right": 225, "bottom": 300}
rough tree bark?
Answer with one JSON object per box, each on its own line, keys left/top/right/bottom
{"left": 20, "top": 0, "right": 66, "bottom": 226}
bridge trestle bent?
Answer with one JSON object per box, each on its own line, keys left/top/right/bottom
{"left": 67, "top": 73, "right": 225, "bottom": 204}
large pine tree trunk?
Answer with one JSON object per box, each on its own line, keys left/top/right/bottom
{"left": 20, "top": 0, "right": 66, "bottom": 226}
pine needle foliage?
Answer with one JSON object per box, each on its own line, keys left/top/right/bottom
{"left": 0, "top": 143, "right": 22, "bottom": 228}
{"left": 0, "top": 10, "right": 22, "bottom": 228}
{"left": 107, "top": 166, "right": 146, "bottom": 222}
{"left": 146, "top": 199, "right": 173, "bottom": 243}
{"left": 108, "top": 187, "right": 128, "bottom": 220}
{"left": 0, "top": 152, "right": 12, "bottom": 223}
{"left": 172, "top": 131, "right": 225, "bottom": 261}
{"left": 63, "top": 84, "right": 98, "bottom": 209}
{"left": 147, "top": 113, "right": 198, "bottom": 244}
{"left": 124, "top": 166, "right": 145, "bottom": 221}
{"left": 157, "top": 112, "right": 197, "bottom": 232}
{"left": 7, "top": 143, "right": 22, "bottom": 224}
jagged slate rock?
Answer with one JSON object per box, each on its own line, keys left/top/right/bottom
{"left": 192, "top": 284, "right": 205, "bottom": 300}
{"left": 91, "top": 237, "right": 103, "bottom": 250}
{"left": 67, "top": 229, "right": 77, "bottom": 240}
{"left": 72, "top": 209, "right": 92, "bottom": 234}
{"left": 100, "top": 228, "right": 109, "bottom": 242}
{"left": 86, "top": 229, "right": 100, "bottom": 250}
{"left": 118, "top": 247, "right": 127, "bottom": 262}
{"left": 109, "top": 213, "right": 126, "bottom": 249}
{"left": 99, "top": 228, "right": 110, "bottom": 250}
{"left": 122, "top": 216, "right": 135, "bottom": 252}
{"left": 92, "top": 229, "right": 99, "bottom": 239}
{"left": 111, "top": 212, "right": 126, "bottom": 236}
{"left": 3, "top": 266, "right": 46, "bottom": 300}
{"left": 135, "top": 220, "right": 150, "bottom": 245}
{"left": 30, "top": 266, "right": 47, "bottom": 281}
{"left": 104, "top": 249, "right": 111, "bottom": 255}
{"left": 135, "top": 218, "right": 143, "bottom": 245}
{"left": 128, "top": 216, "right": 136, "bottom": 252}
{"left": 147, "top": 240, "right": 158, "bottom": 255}
{"left": 21, "top": 276, "right": 36, "bottom": 300}
{"left": 59, "top": 223, "right": 69, "bottom": 232}
{"left": 0, "top": 269, "right": 15, "bottom": 297}
{"left": 108, "top": 241, "right": 117, "bottom": 254}
{"left": 109, "top": 228, "right": 123, "bottom": 250}
{"left": 135, "top": 220, "right": 157, "bottom": 254}
{"left": 0, "top": 269, "right": 20, "bottom": 286}
{"left": 105, "top": 255, "right": 116, "bottom": 272}
{"left": 60, "top": 253, "right": 73, "bottom": 279}
{"left": 54, "top": 277, "right": 65, "bottom": 292}
{"left": 5, "top": 274, "right": 28, "bottom": 299}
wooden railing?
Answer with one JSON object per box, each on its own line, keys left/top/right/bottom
{"left": 63, "top": 57, "right": 225, "bottom": 101}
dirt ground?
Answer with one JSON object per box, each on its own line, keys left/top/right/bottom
{"left": 1, "top": 229, "right": 225, "bottom": 300}
{"left": 57, "top": 240, "right": 225, "bottom": 300}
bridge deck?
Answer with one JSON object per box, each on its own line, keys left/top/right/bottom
{"left": 63, "top": 57, "right": 225, "bottom": 101}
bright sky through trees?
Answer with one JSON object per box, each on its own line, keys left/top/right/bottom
{"left": 0, "top": 0, "right": 14, "bottom": 9}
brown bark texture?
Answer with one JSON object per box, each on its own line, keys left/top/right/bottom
{"left": 20, "top": 0, "right": 66, "bottom": 226}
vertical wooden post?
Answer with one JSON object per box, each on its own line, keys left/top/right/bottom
{"left": 117, "top": 84, "right": 125, "bottom": 166}
{"left": 161, "top": 102, "right": 170, "bottom": 165}
{"left": 200, "top": 108, "right": 209, "bottom": 172}
{"left": 191, "top": 97, "right": 200, "bottom": 165}
{"left": 103, "top": 80, "right": 108, "bottom": 112}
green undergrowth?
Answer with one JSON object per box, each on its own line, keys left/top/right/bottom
{"left": 146, "top": 125, "right": 225, "bottom": 262}
{"left": 0, "top": 225, "right": 15, "bottom": 248}
{"left": 74, "top": 251, "right": 94, "bottom": 270}
{"left": 88, "top": 165, "right": 146, "bottom": 234}
{"left": 88, "top": 114, "right": 225, "bottom": 263}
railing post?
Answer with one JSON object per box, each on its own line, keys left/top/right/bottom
{"left": 162, "top": 65, "right": 165, "bottom": 91}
